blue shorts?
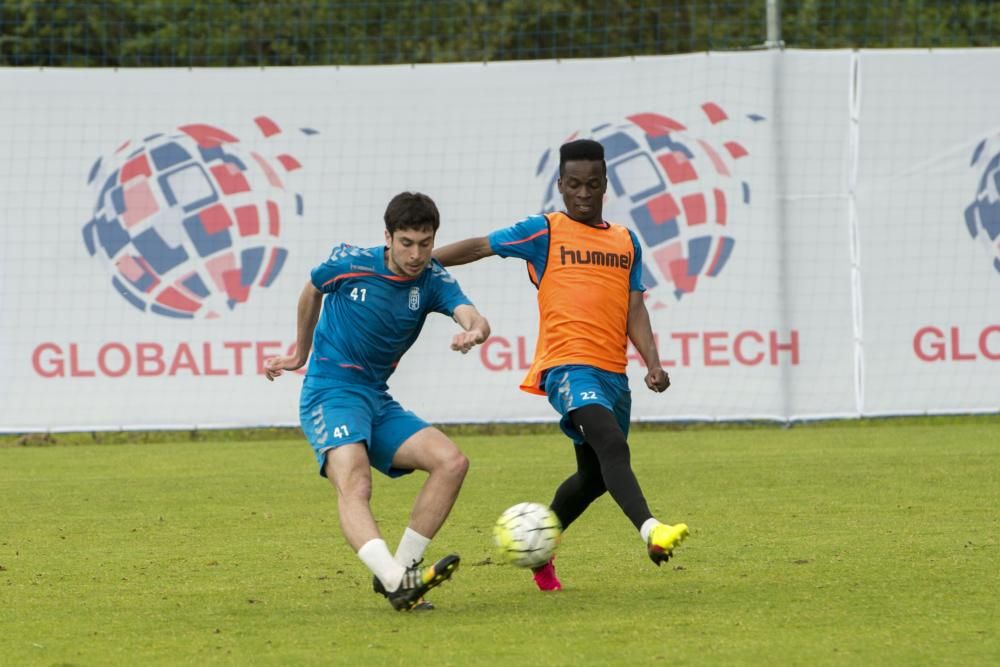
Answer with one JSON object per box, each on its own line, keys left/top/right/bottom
{"left": 542, "top": 365, "right": 631, "bottom": 445}
{"left": 299, "top": 377, "right": 429, "bottom": 478}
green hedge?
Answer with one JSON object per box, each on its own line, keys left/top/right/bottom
{"left": 2, "top": 1, "right": 998, "bottom": 67}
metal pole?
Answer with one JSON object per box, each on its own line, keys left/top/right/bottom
{"left": 766, "top": 0, "right": 783, "bottom": 49}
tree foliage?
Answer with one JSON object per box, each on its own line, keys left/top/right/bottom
{"left": 1, "top": 0, "right": 998, "bottom": 67}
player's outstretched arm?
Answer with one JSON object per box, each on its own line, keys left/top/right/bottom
{"left": 627, "top": 290, "right": 670, "bottom": 393}
{"left": 433, "top": 237, "right": 494, "bottom": 267}
{"left": 264, "top": 280, "right": 323, "bottom": 381}
{"left": 450, "top": 304, "right": 491, "bottom": 354}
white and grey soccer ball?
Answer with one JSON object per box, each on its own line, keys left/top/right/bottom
{"left": 493, "top": 502, "right": 562, "bottom": 568}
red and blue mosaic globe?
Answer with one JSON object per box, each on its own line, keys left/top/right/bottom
{"left": 537, "top": 105, "right": 761, "bottom": 307}
{"left": 965, "top": 137, "right": 1000, "bottom": 275}
{"left": 83, "top": 118, "right": 310, "bottom": 318}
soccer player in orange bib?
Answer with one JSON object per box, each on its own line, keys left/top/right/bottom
{"left": 434, "top": 139, "right": 689, "bottom": 591}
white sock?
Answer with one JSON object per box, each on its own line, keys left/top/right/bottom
{"left": 357, "top": 538, "right": 405, "bottom": 592}
{"left": 394, "top": 527, "right": 431, "bottom": 568}
{"left": 640, "top": 518, "right": 662, "bottom": 543}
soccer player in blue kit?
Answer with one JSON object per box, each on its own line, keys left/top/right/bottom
{"left": 265, "top": 192, "right": 491, "bottom": 611}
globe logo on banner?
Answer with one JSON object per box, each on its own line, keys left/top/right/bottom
{"left": 82, "top": 117, "right": 315, "bottom": 318}
{"left": 536, "top": 104, "right": 763, "bottom": 307}
{"left": 964, "top": 137, "right": 1000, "bottom": 275}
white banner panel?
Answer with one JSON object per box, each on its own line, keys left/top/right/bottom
{"left": 3, "top": 49, "right": 993, "bottom": 432}
{"left": 856, "top": 50, "right": 1000, "bottom": 415}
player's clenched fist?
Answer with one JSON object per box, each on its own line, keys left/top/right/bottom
{"left": 645, "top": 367, "right": 670, "bottom": 393}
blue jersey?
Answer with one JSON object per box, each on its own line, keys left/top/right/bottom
{"left": 307, "top": 243, "right": 472, "bottom": 388}
{"left": 488, "top": 214, "right": 646, "bottom": 291}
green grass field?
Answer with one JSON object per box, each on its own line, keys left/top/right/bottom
{"left": 2, "top": 416, "right": 998, "bottom": 666}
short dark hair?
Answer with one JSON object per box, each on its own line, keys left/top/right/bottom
{"left": 384, "top": 192, "right": 440, "bottom": 235}
{"left": 559, "top": 138, "right": 606, "bottom": 176}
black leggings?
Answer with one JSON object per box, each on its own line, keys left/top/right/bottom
{"left": 549, "top": 404, "right": 652, "bottom": 532}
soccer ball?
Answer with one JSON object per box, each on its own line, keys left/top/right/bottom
{"left": 492, "top": 502, "right": 562, "bottom": 568}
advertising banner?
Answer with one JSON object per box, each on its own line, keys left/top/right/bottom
{"left": 855, "top": 50, "right": 1000, "bottom": 415}
{"left": 0, "top": 49, "right": 995, "bottom": 431}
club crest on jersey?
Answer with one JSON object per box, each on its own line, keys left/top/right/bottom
{"left": 408, "top": 286, "right": 421, "bottom": 311}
